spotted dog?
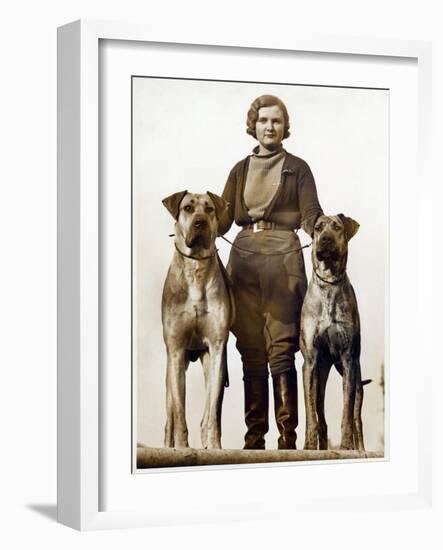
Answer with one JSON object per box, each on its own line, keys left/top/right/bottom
{"left": 300, "top": 214, "right": 369, "bottom": 451}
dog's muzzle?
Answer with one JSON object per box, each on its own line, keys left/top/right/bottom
{"left": 315, "top": 235, "right": 340, "bottom": 261}
{"left": 185, "top": 215, "right": 212, "bottom": 249}
{"left": 192, "top": 215, "right": 208, "bottom": 230}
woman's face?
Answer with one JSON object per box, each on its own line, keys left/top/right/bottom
{"left": 255, "top": 105, "right": 285, "bottom": 151}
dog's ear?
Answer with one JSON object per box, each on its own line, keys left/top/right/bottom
{"left": 338, "top": 214, "right": 360, "bottom": 241}
{"left": 162, "top": 190, "right": 188, "bottom": 219}
{"left": 206, "top": 191, "right": 229, "bottom": 221}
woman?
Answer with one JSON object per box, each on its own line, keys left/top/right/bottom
{"left": 219, "top": 95, "right": 323, "bottom": 450}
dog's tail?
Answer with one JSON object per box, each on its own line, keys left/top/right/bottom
{"left": 335, "top": 364, "right": 372, "bottom": 387}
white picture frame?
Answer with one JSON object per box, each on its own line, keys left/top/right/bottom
{"left": 57, "top": 19, "right": 433, "bottom": 530}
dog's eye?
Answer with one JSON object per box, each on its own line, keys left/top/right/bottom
{"left": 315, "top": 223, "right": 324, "bottom": 232}
{"left": 205, "top": 206, "right": 214, "bottom": 214}
{"left": 183, "top": 205, "right": 194, "bottom": 213}
{"left": 332, "top": 222, "right": 342, "bottom": 231}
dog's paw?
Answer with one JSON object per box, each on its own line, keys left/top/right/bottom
{"left": 304, "top": 432, "right": 318, "bottom": 450}
{"left": 173, "top": 436, "right": 189, "bottom": 449}
{"left": 200, "top": 430, "right": 208, "bottom": 449}
{"left": 174, "top": 443, "right": 190, "bottom": 450}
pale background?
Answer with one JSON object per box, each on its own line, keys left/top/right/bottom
{"left": 134, "top": 77, "right": 387, "bottom": 452}
{"left": 1, "top": 0, "right": 442, "bottom": 549}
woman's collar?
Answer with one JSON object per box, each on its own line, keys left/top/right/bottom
{"left": 252, "top": 145, "right": 285, "bottom": 158}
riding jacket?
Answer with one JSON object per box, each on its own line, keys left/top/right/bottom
{"left": 219, "top": 151, "right": 323, "bottom": 237}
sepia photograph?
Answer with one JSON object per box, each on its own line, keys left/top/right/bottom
{"left": 132, "top": 76, "right": 387, "bottom": 469}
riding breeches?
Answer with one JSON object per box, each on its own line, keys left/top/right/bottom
{"left": 227, "top": 229, "right": 308, "bottom": 379}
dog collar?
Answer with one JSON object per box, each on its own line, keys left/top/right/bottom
{"left": 313, "top": 268, "right": 345, "bottom": 285}
{"left": 174, "top": 242, "right": 216, "bottom": 261}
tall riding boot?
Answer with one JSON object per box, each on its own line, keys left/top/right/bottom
{"left": 272, "top": 369, "right": 298, "bottom": 449}
{"left": 243, "top": 376, "right": 269, "bottom": 450}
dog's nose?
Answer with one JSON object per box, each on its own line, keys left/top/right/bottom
{"left": 193, "top": 216, "right": 207, "bottom": 229}
{"left": 320, "top": 234, "right": 333, "bottom": 245}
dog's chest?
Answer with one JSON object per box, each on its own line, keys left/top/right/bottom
{"left": 162, "top": 256, "right": 230, "bottom": 345}
{"left": 183, "top": 265, "right": 209, "bottom": 306}
{"left": 177, "top": 266, "right": 226, "bottom": 320}
{"left": 310, "top": 283, "right": 351, "bottom": 333}
{"left": 319, "top": 287, "right": 340, "bottom": 325}
{"left": 306, "top": 280, "right": 359, "bottom": 354}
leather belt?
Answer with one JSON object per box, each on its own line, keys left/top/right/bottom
{"left": 242, "top": 221, "right": 293, "bottom": 232}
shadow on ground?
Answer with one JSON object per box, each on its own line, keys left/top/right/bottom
{"left": 26, "top": 504, "right": 57, "bottom": 522}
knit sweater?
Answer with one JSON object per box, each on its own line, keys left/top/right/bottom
{"left": 243, "top": 149, "right": 286, "bottom": 221}
{"left": 219, "top": 150, "right": 323, "bottom": 237}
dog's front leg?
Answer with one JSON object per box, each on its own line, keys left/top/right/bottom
{"left": 340, "top": 358, "right": 357, "bottom": 450}
{"left": 206, "top": 341, "right": 226, "bottom": 449}
{"left": 316, "top": 365, "right": 331, "bottom": 450}
{"left": 166, "top": 349, "right": 189, "bottom": 448}
{"left": 200, "top": 351, "right": 210, "bottom": 449}
{"left": 303, "top": 358, "right": 319, "bottom": 450}
{"left": 353, "top": 360, "right": 365, "bottom": 451}
{"left": 164, "top": 371, "right": 174, "bottom": 448}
